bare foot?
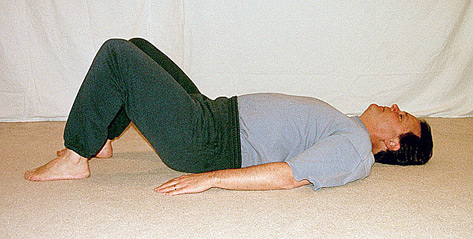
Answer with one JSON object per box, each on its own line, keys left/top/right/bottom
{"left": 95, "top": 140, "right": 113, "bottom": 158}
{"left": 57, "top": 140, "right": 113, "bottom": 158}
{"left": 25, "top": 149, "right": 90, "bottom": 181}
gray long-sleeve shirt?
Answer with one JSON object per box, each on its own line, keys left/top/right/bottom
{"left": 238, "top": 93, "right": 374, "bottom": 190}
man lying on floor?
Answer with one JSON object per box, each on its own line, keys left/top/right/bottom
{"left": 24, "top": 38, "right": 433, "bottom": 196}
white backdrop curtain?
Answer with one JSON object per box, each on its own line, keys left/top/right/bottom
{"left": 1, "top": 0, "right": 472, "bottom": 122}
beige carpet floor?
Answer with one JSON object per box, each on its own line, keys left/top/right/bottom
{"left": 1, "top": 118, "right": 472, "bottom": 238}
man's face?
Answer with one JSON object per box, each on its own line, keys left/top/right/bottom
{"left": 362, "top": 104, "right": 421, "bottom": 153}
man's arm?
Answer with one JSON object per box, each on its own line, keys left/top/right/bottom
{"left": 154, "top": 162, "right": 311, "bottom": 196}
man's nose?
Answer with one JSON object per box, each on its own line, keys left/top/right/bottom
{"left": 390, "top": 104, "right": 400, "bottom": 112}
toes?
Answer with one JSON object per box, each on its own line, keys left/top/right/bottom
{"left": 24, "top": 171, "right": 32, "bottom": 180}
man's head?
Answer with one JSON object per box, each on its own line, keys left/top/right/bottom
{"left": 360, "top": 104, "right": 433, "bottom": 165}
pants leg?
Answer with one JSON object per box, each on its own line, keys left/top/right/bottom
{"left": 64, "top": 39, "right": 202, "bottom": 171}
{"left": 106, "top": 38, "right": 201, "bottom": 139}
{"left": 129, "top": 38, "right": 200, "bottom": 94}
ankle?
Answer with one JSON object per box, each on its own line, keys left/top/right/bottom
{"left": 64, "top": 149, "right": 88, "bottom": 163}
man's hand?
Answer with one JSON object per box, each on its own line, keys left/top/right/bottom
{"left": 154, "top": 172, "right": 217, "bottom": 196}
{"left": 154, "top": 162, "right": 311, "bottom": 196}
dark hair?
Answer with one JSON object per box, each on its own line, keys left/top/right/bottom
{"left": 374, "top": 120, "right": 433, "bottom": 165}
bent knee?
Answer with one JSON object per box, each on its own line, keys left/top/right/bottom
{"left": 128, "top": 37, "right": 147, "bottom": 45}
{"left": 101, "top": 38, "right": 130, "bottom": 50}
{"left": 97, "top": 38, "right": 139, "bottom": 59}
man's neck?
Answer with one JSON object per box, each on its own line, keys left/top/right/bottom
{"left": 359, "top": 114, "right": 381, "bottom": 154}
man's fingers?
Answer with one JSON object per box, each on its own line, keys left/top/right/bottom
{"left": 155, "top": 183, "right": 188, "bottom": 196}
{"left": 155, "top": 176, "right": 182, "bottom": 190}
{"left": 154, "top": 182, "right": 177, "bottom": 193}
{"left": 154, "top": 176, "right": 188, "bottom": 194}
{"left": 154, "top": 173, "right": 213, "bottom": 196}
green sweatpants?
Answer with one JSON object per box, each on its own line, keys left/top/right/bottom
{"left": 64, "top": 38, "right": 241, "bottom": 173}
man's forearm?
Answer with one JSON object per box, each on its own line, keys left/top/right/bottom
{"left": 211, "top": 162, "right": 310, "bottom": 191}
{"left": 155, "top": 162, "right": 310, "bottom": 195}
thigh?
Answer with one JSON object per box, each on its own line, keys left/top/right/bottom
{"left": 128, "top": 38, "right": 201, "bottom": 95}
{"left": 107, "top": 37, "right": 201, "bottom": 140}
{"left": 105, "top": 40, "right": 215, "bottom": 172}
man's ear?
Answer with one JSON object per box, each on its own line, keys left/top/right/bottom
{"left": 384, "top": 138, "right": 401, "bottom": 151}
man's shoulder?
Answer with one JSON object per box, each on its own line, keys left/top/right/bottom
{"left": 339, "top": 117, "right": 373, "bottom": 162}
